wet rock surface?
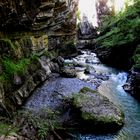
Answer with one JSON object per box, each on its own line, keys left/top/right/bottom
{"left": 71, "top": 87, "right": 124, "bottom": 133}
{"left": 24, "top": 74, "right": 96, "bottom": 110}
{"left": 77, "top": 14, "right": 97, "bottom": 50}
{"left": 123, "top": 68, "right": 140, "bottom": 100}
{"left": 60, "top": 66, "right": 77, "bottom": 78}
{"left": 95, "top": 46, "right": 133, "bottom": 70}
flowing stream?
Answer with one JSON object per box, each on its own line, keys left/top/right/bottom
{"left": 76, "top": 51, "right": 140, "bottom": 140}
{"left": 25, "top": 51, "right": 140, "bottom": 140}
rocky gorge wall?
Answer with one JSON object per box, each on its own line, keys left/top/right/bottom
{"left": 95, "top": 1, "right": 140, "bottom": 100}
{"left": 0, "top": 0, "right": 78, "bottom": 116}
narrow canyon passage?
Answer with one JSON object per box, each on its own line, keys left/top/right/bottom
{"left": 23, "top": 0, "right": 140, "bottom": 139}
{"left": 0, "top": 0, "right": 140, "bottom": 139}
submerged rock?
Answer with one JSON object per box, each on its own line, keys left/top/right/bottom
{"left": 72, "top": 87, "right": 124, "bottom": 133}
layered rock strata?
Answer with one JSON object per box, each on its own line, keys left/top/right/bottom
{"left": 0, "top": 0, "right": 78, "bottom": 115}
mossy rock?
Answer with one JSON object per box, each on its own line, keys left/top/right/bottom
{"left": 0, "top": 122, "right": 18, "bottom": 136}
{"left": 79, "top": 87, "right": 98, "bottom": 94}
{"left": 72, "top": 87, "right": 124, "bottom": 133}
{"left": 60, "top": 66, "right": 77, "bottom": 78}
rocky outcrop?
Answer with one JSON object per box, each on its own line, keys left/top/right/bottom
{"left": 95, "top": 1, "right": 140, "bottom": 100}
{"left": 78, "top": 16, "right": 96, "bottom": 39}
{"left": 60, "top": 66, "right": 77, "bottom": 78}
{"left": 123, "top": 44, "right": 140, "bottom": 99}
{"left": 123, "top": 67, "right": 140, "bottom": 99}
{"left": 70, "top": 87, "right": 124, "bottom": 133}
{"left": 0, "top": 0, "right": 78, "bottom": 115}
{"left": 0, "top": 55, "right": 55, "bottom": 116}
{"left": 77, "top": 13, "right": 97, "bottom": 50}
{"left": 95, "top": 40, "right": 140, "bottom": 100}
{"left": 0, "top": 0, "right": 77, "bottom": 32}
{"left": 95, "top": 44, "right": 134, "bottom": 70}
{"left": 95, "top": 43, "right": 140, "bottom": 100}
{"left": 0, "top": 0, "right": 78, "bottom": 56}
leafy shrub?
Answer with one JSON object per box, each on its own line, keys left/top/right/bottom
{"left": 3, "top": 58, "right": 30, "bottom": 77}
{"left": 97, "top": 0, "right": 140, "bottom": 48}
{"left": 0, "top": 122, "right": 18, "bottom": 137}
{"left": 15, "top": 109, "right": 61, "bottom": 140}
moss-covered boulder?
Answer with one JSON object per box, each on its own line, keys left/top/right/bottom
{"left": 72, "top": 87, "right": 124, "bottom": 133}
{"left": 60, "top": 66, "right": 77, "bottom": 78}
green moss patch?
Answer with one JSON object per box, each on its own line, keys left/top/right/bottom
{"left": 97, "top": 1, "right": 140, "bottom": 48}
{"left": 0, "top": 122, "right": 18, "bottom": 136}
{"left": 0, "top": 39, "right": 16, "bottom": 50}
{"left": 3, "top": 58, "right": 30, "bottom": 77}
{"left": 80, "top": 87, "right": 98, "bottom": 94}
{"left": 72, "top": 87, "right": 124, "bottom": 128}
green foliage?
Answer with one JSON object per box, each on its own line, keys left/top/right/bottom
{"left": 76, "top": 9, "right": 81, "bottom": 21}
{"left": 66, "top": 41, "right": 76, "bottom": 47}
{"left": 80, "top": 87, "right": 98, "bottom": 94}
{"left": 96, "top": 0, "right": 140, "bottom": 69}
{"left": 97, "top": 1, "right": 140, "bottom": 48}
{"left": 0, "top": 122, "right": 18, "bottom": 137}
{"left": 44, "top": 50, "right": 58, "bottom": 60}
{"left": 0, "top": 57, "right": 31, "bottom": 84}
{"left": 16, "top": 109, "right": 61, "bottom": 139}
{"left": 2, "top": 58, "right": 30, "bottom": 77}
{"left": 64, "top": 41, "right": 77, "bottom": 55}
{"left": 30, "top": 54, "right": 39, "bottom": 62}
{"left": 133, "top": 54, "right": 140, "bottom": 64}
{"left": 0, "top": 39, "right": 16, "bottom": 50}
{"left": 132, "top": 45, "right": 140, "bottom": 68}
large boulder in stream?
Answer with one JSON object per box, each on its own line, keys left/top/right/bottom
{"left": 72, "top": 87, "right": 124, "bottom": 133}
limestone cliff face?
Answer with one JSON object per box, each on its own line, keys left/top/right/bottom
{"left": 0, "top": 0, "right": 77, "bottom": 32}
{"left": 0, "top": 0, "right": 78, "bottom": 52}
{"left": 0, "top": 0, "right": 78, "bottom": 115}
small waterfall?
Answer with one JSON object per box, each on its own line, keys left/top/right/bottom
{"left": 111, "top": 72, "right": 128, "bottom": 85}
{"left": 110, "top": 72, "right": 128, "bottom": 93}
